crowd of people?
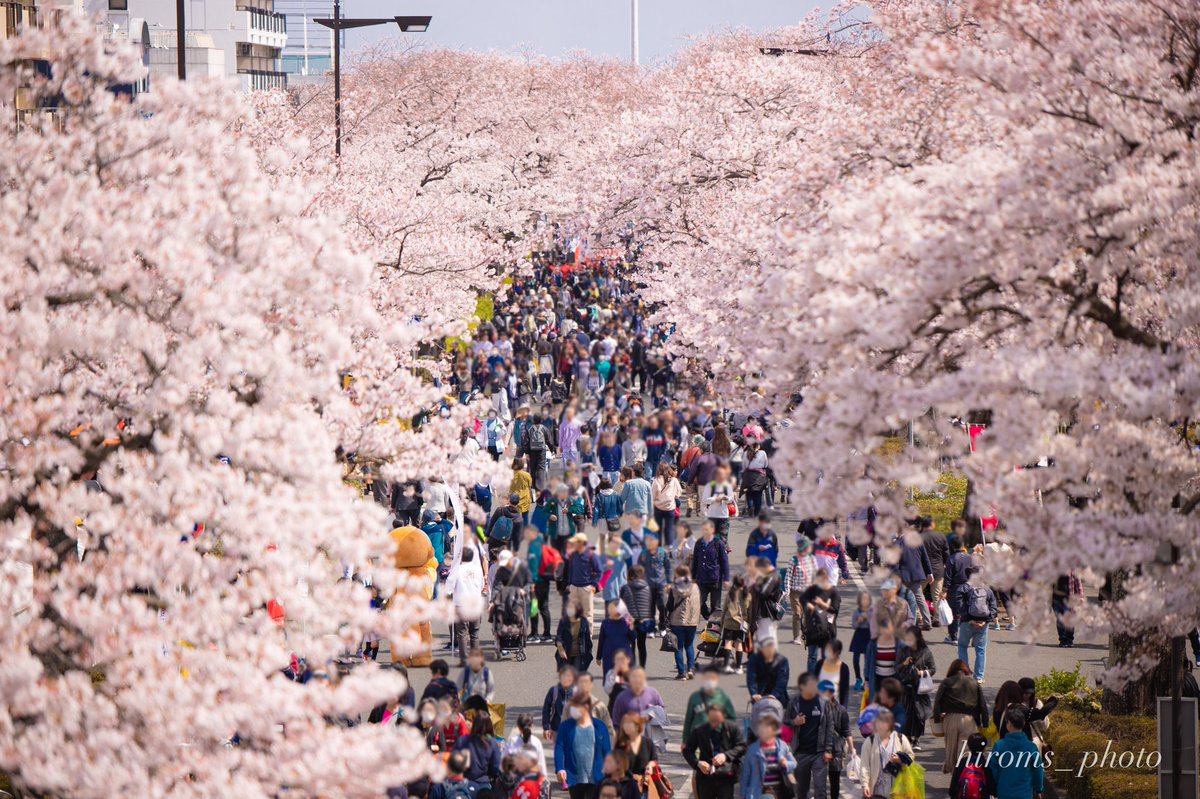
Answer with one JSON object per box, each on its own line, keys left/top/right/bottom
{"left": 363, "top": 247, "right": 1069, "bottom": 799}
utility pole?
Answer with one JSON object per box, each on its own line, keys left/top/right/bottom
{"left": 176, "top": 0, "right": 186, "bottom": 79}
{"left": 630, "top": 0, "right": 639, "bottom": 66}
{"left": 333, "top": 0, "right": 342, "bottom": 157}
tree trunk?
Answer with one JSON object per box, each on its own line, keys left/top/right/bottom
{"left": 1102, "top": 570, "right": 1176, "bottom": 715}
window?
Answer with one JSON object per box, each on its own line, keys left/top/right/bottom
{"left": 109, "top": 0, "right": 128, "bottom": 9}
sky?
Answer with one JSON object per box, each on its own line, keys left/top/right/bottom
{"left": 342, "top": 0, "right": 821, "bottom": 65}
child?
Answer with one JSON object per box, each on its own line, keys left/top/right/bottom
{"left": 719, "top": 574, "right": 751, "bottom": 674}
{"left": 675, "top": 522, "right": 696, "bottom": 565}
{"left": 849, "top": 591, "right": 873, "bottom": 691}
{"left": 601, "top": 751, "right": 642, "bottom": 799}
{"left": 819, "top": 679, "right": 853, "bottom": 799}
{"left": 949, "top": 733, "right": 989, "bottom": 799}
{"left": 598, "top": 432, "right": 623, "bottom": 484}
{"left": 746, "top": 513, "right": 779, "bottom": 566}
{"left": 740, "top": 715, "right": 795, "bottom": 799}
{"left": 511, "top": 750, "right": 545, "bottom": 799}
{"left": 436, "top": 696, "right": 472, "bottom": 751}
{"left": 430, "top": 750, "right": 479, "bottom": 799}
{"left": 597, "top": 600, "right": 635, "bottom": 676}
{"left": 577, "top": 434, "right": 597, "bottom": 466}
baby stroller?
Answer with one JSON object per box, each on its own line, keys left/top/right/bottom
{"left": 490, "top": 584, "right": 528, "bottom": 662}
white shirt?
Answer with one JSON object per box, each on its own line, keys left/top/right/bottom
{"left": 445, "top": 559, "right": 485, "bottom": 620}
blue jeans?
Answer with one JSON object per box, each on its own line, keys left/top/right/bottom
{"left": 958, "top": 621, "right": 988, "bottom": 680}
{"left": 807, "top": 645, "right": 822, "bottom": 675}
{"left": 672, "top": 625, "right": 697, "bottom": 675}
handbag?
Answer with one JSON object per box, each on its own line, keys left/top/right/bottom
{"left": 660, "top": 629, "right": 679, "bottom": 653}
{"left": 648, "top": 762, "right": 674, "bottom": 799}
{"left": 930, "top": 718, "right": 944, "bottom": 738}
{"left": 918, "top": 672, "right": 936, "bottom": 696}
{"left": 728, "top": 501, "right": 738, "bottom": 517}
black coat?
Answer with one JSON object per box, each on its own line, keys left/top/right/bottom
{"left": 682, "top": 721, "right": 748, "bottom": 779}
{"left": 620, "top": 579, "right": 655, "bottom": 622}
{"left": 554, "top": 617, "right": 594, "bottom": 672}
{"left": 920, "top": 530, "right": 949, "bottom": 578}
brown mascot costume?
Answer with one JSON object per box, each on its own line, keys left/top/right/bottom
{"left": 389, "top": 524, "right": 438, "bottom": 666}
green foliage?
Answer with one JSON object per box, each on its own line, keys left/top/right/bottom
{"left": 1036, "top": 663, "right": 1101, "bottom": 712}
{"left": 911, "top": 473, "right": 968, "bottom": 532}
{"left": 1046, "top": 709, "right": 1157, "bottom": 799}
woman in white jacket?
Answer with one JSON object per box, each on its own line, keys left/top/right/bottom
{"left": 859, "top": 708, "right": 917, "bottom": 798}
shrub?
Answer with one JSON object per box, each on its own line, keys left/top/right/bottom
{"left": 1046, "top": 708, "right": 1157, "bottom": 799}
{"left": 1036, "top": 663, "right": 1101, "bottom": 712}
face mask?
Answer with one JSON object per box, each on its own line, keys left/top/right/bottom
{"left": 569, "top": 706, "right": 583, "bottom": 720}
{"left": 437, "top": 710, "right": 450, "bottom": 722}
{"left": 421, "top": 711, "right": 436, "bottom": 724}
{"left": 702, "top": 679, "right": 718, "bottom": 693}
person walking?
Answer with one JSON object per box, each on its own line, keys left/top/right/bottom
{"left": 692, "top": 520, "right": 730, "bottom": 619}
{"left": 683, "top": 665, "right": 739, "bottom": 743}
{"left": 783, "top": 672, "right": 837, "bottom": 799}
{"left": 857, "top": 708, "right": 916, "bottom": 799}
{"left": 445, "top": 547, "right": 486, "bottom": 664}
{"left": 719, "top": 575, "right": 751, "bottom": 674}
{"left": 620, "top": 463, "right": 652, "bottom": 521}
{"left": 683, "top": 702, "right": 747, "bottom": 799}
{"left": 555, "top": 693, "right": 613, "bottom": 799}
{"left": 554, "top": 596, "right": 594, "bottom": 673}
{"left": 989, "top": 707, "right": 1045, "bottom": 799}
{"left": 941, "top": 527, "right": 973, "bottom": 644}
{"left": 746, "top": 514, "right": 779, "bottom": 567}
{"left": 896, "top": 625, "right": 936, "bottom": 749}
{"left": 932, "top": 659, "right": 987, "bottom": 774}
{"left": 895, "top": 529, "right": 934, "bottom": 630}
{"left": 566, "top": 532, "right": 603, "bottom": 626}
{"left": 638, "top": 534, "right": 672, "bottom": 635}
{"left": 666, "top": 564, "right": 702, "bottom": 680}
{"left": 699, "top": 464, "right": 736, "bottom": 544}
{"left": 799, "top": 568, "right": 841, "bottom": 675}
{"left": 739, "top": 716, "right": 796, "bottom": 799}
{"left": 814, "top": 639, "right": 852, "bottom": 711}
{"left": 954, "top": 566, "right": 997, "bottom": 683}
{"left": 621, "top": 565, "right": 656, "bottom": 667}
{"left": 786, "top": 537, "right": 818, "bottom": 645}
{"left": 918, "top": 517, "right": 949, "bottom": 627}
{"left": 650, "top": 463, "right": 682, "bottom": 547}
{"left": 746, "top": 635, "right": 791, "bottom": 707}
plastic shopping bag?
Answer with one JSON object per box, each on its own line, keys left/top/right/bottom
{"left": 846, "top": 749, "right": 864, "bottom": 783}
{"left": 890, "top": 761, "right": 926, "bottom": 799}
{"left": 936, "top": 599, "right": 954, "bottom": 626}
{"left": 983, "top": 720, "right": 1000, "bottom": 746}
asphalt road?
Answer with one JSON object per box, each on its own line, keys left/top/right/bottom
{"left": 402, "top": 504, "right": 1105, "bottom": 799}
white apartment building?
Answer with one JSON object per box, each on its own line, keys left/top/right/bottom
{"left": 275, "top": 0, "right": 332, "bottom": 80}
{"left": 91, "top": 0, "right": 288, "bottom": 91}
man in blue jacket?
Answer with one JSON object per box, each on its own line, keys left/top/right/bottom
{"left": 893, "top": 528, "right": 934, "bottom": 629}
{"left": 691, "top": 520, "right": 730, "bottom": 618}
{"left": 989, "top": 706, "right": 1045, "bottom": 799}
{"left": 566, "top": 533, "right": 603, "bottom": 627}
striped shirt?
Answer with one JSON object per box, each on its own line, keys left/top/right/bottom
{"left": 874, "top": 643, "right": 898, "bottom": 678}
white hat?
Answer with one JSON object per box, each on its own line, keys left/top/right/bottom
{"left": 497, "top": 550, "right": 513, "bottom": 565}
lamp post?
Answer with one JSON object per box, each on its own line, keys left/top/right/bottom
{"left": 176, "top": 0, "right": 185, "bottom": 80}
{"left": 314, "top": 7, "right": 431, "bottom": 157}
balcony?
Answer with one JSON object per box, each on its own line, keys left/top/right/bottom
{"left": 238, "top": 69, "right": 287, "bottom": 92}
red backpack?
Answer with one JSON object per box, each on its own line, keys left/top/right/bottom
{"left": 956, "top": 763, "right": 986, "bottom": 799}
{"left": 539, "top": 544, "right": 564, "bottom": 578}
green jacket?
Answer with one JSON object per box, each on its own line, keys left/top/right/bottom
{"left": 682, "top": 687, "right": 737, "bottom": 743}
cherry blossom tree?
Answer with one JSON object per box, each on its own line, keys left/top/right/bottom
{"left": 602, "top": 0, "right": 1200, "bottom": 706}
{"left": 0, "top": 20, "right": 447, "bottom": 797}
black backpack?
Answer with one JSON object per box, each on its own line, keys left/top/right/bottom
{"left": 526, "top": 424, "right": 548, "bottom": 452}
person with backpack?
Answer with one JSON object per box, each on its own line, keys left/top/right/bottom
{"left": 949, "top": 733, "right": 990, "bottom": 799}
{"left": 430, "top": 750, "right": 480, "bottom": 799}
{"left": 798, "top": 568, "right": 841, "bottom": 674}
{"left": 485, "top": 494, "right": 524, "bottom": 562}
{"left": 542, "top": 665, "right": 577, "bottom": 743}
{"left": 523, "top": 414, "right": 552, "bottom": 491}
{"left": 456, "top": 648, "right": 496, "bottom": 703}
{"left": 529, "top": 526, "right": 563, "bottom": 643}
{"left": 699, "top": 463, "right": 736, "bottom": 544}
{"left": 592, "top": 479, "right": 625, "bottom": 534}
{"left": 954, "top": 566, "right": 997, "bottom": 682}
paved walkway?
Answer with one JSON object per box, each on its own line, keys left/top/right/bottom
{"left": 396, "top": 498, "right": 1103, "bottom": 799}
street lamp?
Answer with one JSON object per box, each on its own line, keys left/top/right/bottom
{"left": 314, "top": 5, "right": 432, "bottom": 157}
